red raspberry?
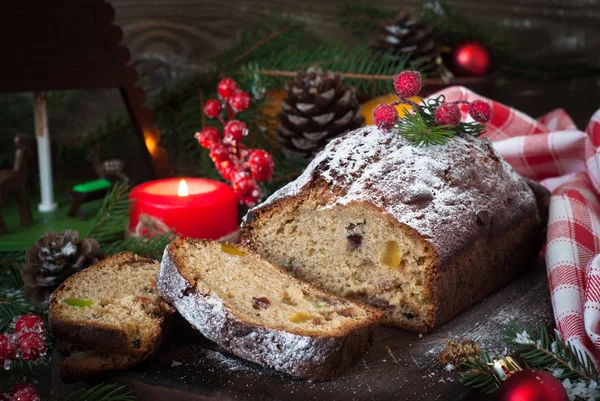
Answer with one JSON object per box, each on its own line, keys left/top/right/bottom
{"left": 223, "top": 120, "right": 248, "bottom": 143}
{"left": 195, "top": 127, "right": 221, "bottom": 148}
{"left": 434, "top": 102, "right": 461, "bottom": 126}
{"left": 217, "top": 78, "right": 238, "bottom": 99}
{"left": 372, "top": 104, "right": 399, "bottom": 131}
{"left": 0, "top": 334, "right": 17, "bottom": 366}
{"left": 203, "top": 99, "right": 222, "bottom": 119}
{"left": 209, "top": 144, "right": 231, "bottom": 163}
{"left": 247, "top": 150, "right": 274, "bottom": 182}
{"left": 229, "top": 91, "right": 251, "bottom": 112}
{"left": 14, "top": 314, "right": 45, "bottom": 335}
{"left": 17, "top": 332, "right": 46, "bottom": 361}
{"left": 232, "top": 173, "right": 260, "bottom": 206}
{"left": 11, "top": 383, "right": 40, "bottom": 401}
{"left": 393, "top": 70, "right": 422, "bottom": 99}
{"left": 469, "top": 100, "right": 493, "bottom": 123}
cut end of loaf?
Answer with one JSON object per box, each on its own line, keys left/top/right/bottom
{"left": 243, "top": 190, "right": 438, "bottom": 332}
{"left": 49, "top": 252, "right": 173, "bottom": 360}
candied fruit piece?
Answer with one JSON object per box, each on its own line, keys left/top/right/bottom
{"left": 381, "top": 240, "right": 401, "bottom": 268}
{"left": 221, "top": 243, "right": 245, "bottom": 256}
{"left": 289, "top": 311, "right": 313, "bottom": 323}
{"left": 63, "top": 298, "right": 94, "bottom": 307}
{"left": 252, "top": 297, "right": 270, "bottom": 309}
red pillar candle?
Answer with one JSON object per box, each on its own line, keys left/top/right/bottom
{"left": 128, "top": 178, "right": 238, "bottom": 240}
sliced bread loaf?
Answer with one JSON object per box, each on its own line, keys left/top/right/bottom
{"left": 49, "top": 252, "right": 173, "bottom": 383}
{"left": 158, "top": 238, "right": 382, "bottom": 381}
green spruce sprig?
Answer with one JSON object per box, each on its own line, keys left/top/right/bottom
{"left": 55, "top": 383, "right": 136, "bottom": 401}
{"left": 336, "top": 3, "right": 396, "bottom": 36}
{"left": 393, "top": 95, "right": 486, "bottom": 147}
{"left": 460, "top": 350, "right": 500, "bottom": 394}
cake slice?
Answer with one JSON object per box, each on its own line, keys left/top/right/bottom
{"left": 157, "top": 238, "right": 382, "bottom": 381}
{"left": 242, "top": 127, "right": 549, "bottom": 332}
{"left": 49, "top": 252, "right": 174, "bottom": 383}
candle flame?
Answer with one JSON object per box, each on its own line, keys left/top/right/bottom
{"left": 178, "top": 179, "right": 188, "bottom": 197}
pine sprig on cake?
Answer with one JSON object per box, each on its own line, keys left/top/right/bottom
{"left": 372, "top": 70, "right": 492, "bottom": 146}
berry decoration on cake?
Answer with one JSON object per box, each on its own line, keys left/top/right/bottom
{"left": 372, "top": 70, "right": 493, "bottom": 146}
{"left": 195, "top": 77, "right": 274, "bottom": 207}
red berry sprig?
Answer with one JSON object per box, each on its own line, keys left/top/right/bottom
{"left": 2, "top": 383, "right": 40, "bottom": 401}
{"left": 195, "top": 77, "right": 274, "bottom": 207}
{"left": 372, "top": 70, "right": 493, "bottom": 146}
{"left": 0, "top": 314, "right": 47, "bottom": 371}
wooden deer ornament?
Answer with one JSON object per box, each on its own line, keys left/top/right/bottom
{"left": 87, "top": 145, "right": 129, "bottom": 184}
{"left": 0, "top": 135, "right": 33, "bottom": 234}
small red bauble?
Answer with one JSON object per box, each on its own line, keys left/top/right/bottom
{"left": 224, "top": 120, "right": 248, "bottom": 143}
{"left": 204, "top": 99, "right": 223, "bottom": 119}
{"left": 0, "top": 334, "right": 17, "bottom": 365}
{"left": 497, "top": 369, "right": 568, "bottom": 401}
{"left": 434, "top": 102, "right": 461, "bottom": 126}
{"left": 195, "top": 127, "right": 221, "bottom": 148}
{"left": 217, "top": 78, "right": 238, "bottom": 99}
{"left": 469, "top": 100, "right": 493, "bottom": 123}
{"left": 393, "top": 70, "right": 422, "bottom": 99}
{"left": 17, "top": 332, "right": 46, "bottom": 361}
{"left": 230, "top": 91, "right": 251, "bottom": 112}
{"left": 209, "top": 144, "right": 231, "bottom": 162}
{"left": 452, "top": 41, "right": 491, "bottom": 76}
{"left": 373, "top": 104, "right": 399, "bottom": 131}
{"left": 14, "top": 314, "right": 45, "bottom": 335}
{"left": 11, "top": 383, "right": 40, "bottom": 401}
{"left": 247, "top": 150, "right": 274, "bottom": 182}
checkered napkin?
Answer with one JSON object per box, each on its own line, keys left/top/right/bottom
{"left": 431, "top": 86, "right": 600, "bottom": 362}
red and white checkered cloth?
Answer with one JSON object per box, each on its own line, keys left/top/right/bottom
{"left": 431, "top": 86, "right": 600, "bottom": 363}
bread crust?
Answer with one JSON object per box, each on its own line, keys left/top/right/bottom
{"left": 241, "top": 127, "right": 550, "bottom": 332}
{"left": 49, "top": 252, "right": 173, "bottom": 382}
{"left": 157, "top": 239, "right": 381, "bottom": 381}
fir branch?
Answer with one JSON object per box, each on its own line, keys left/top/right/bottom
{"left": 501, "top": 323, "right": 599, "bottom": 383}
{"left": 86, "top": 182, "right": 130, "bottom": 245}
{"left": 232, "top": 25, "right": 293, "bottom": 64}
{"left": 55, "top": 383, "right": 136, "bottom": 401}
{"left": 460, "top": 350, "right": 500, "bottom": 394}
{"left": 336, "top": 3, "right": 396, "bottom": 36}
{"left": 102, "top": 232, "right": 175, "bottom": 261}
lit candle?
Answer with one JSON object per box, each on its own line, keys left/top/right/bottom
{"left": 128, "top": 178, "right": 238, "bottom": 240}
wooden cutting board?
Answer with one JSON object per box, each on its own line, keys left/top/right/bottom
{"left": 52, "top": 262, "right": 553, "bottom": 401}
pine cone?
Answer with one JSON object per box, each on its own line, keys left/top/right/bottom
{"left": 21, "top": 230, "right": 101, "bottom": 305}
{"left": 276, "top": 66, "right": 364, "bottom": 158}
{"left": 373, "top": 12, "right": 440, "bottom": 78}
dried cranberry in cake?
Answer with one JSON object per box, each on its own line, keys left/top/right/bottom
{"left": 347, "top": 234, "right": 363, "bottom": 251}
{"left": 14, "top": 314, "right": 45, "bottom": 334}
{"left": 252, "top": 296, "right": 271, "bottom": 309}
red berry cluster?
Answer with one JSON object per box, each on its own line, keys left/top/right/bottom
{"left": 372, "top": 70, "right": 493, "bottom": 131}
{"left": 0, "top": 314, "right": 47, "bottom": 371}
{"left": 196, "top": 78, "right": 274, "bottom": 207}
{"left": 1, "top": 383, "right": 40, "bottom": 401}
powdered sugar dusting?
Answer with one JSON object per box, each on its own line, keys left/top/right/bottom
{"left": 252, "top": 126, "right": 537, "bottom": 261}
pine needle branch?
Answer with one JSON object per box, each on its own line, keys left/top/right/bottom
{"left": 232, "top": 25, "right": 293, "bottom": 63}
{"left": 460, "top": 351, "right": 500, "bottom": 394}
{"left": 86, "top": 182, "right": 130, "bottom": 245}
{"left": 55, "top": 383, "right": 136, "bottom": 401}
{"left": 336, "top": 3, "right": 396, "bottom": 36}
{"left": 501, "top": 323, "right": 599, "bottom": 383}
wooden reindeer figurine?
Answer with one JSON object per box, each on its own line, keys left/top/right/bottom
{"left": 87, "top": 144, "right": 129, "bottom": 184}
{"left": 0, "top": 135, "right": 33, "bottom": 234}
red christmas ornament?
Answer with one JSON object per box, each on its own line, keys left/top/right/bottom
{"left": 217, "top": 78, "right": 238, "bottom": 99}
{"left": 203, "top": 99, "right": 223, "bottom": 119}
{"left": 195, "top": 127, "right": 221, "bottom": 148}
{"left": 393, "top": 70, "right": 422, "bottom": 99}
{"left": 247, "top": 150, "right": 274, "bottom": 182}
{"left": 434, "top": 102, "right": 461, "bottom": 126}
{"left": 497, "top": 369, "right": 569, "bottom": 401}
{"left": 372, "top": 104, "right": 399, "bottom": 131}
{"left": 230, "top": 91, "right": 251, "bottom": 112}
{"left": 452, "top": 41, "right": 491, "bottom": 76}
